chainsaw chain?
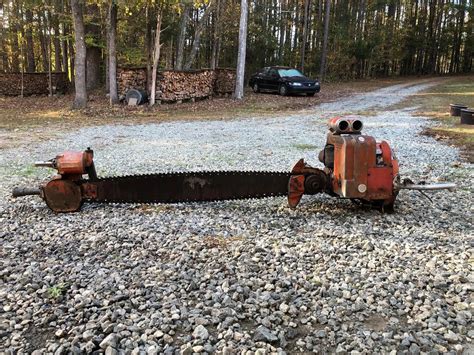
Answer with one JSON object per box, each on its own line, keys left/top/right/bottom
{"left": 80, "top": 170, "right": 292, "bottom": 204}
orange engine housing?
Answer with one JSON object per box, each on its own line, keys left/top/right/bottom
{"left": 319, "top": 118, "right": 399, "bottom": 207}
{"left": 54, "top": 150, "right": 94, "bottom": 176}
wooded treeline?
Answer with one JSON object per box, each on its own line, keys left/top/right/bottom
{"left": 0, "top": 0, "right": 472, "bottom": 84}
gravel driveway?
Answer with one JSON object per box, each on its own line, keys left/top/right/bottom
{"left": 1, "top": 80, "right": 472, "bottom": 354}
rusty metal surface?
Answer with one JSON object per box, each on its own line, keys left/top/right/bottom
{"left": 88, "top": 171, "right": 291, "bottom": 204}
{"left": 287, "top": 159, "right": 329, "bottom": 208}
{"left": 42, "top": 180, "right": 82, "bottom": 212}
{"left": 288, "top": 175, "right": 305, "bottom": 208}
{"left": 12, "top": 187, "right": 41, "bottom": 197}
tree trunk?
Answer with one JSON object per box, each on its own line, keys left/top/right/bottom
{"left": 150, "top": 9, "right": 162, "bottom": 106}
{"left": 214, "top": 0, "right": 226, "bottom": 68}
{"left": 453, "top": 0, "right": 466, "bottom": 73}
{"left": 38, "top": 12, "right": 49, "bottom": 72}
{"left": 85, "top": 3, "right": 101, "bottom": 90}
{"left": 107, "top": 0, "right": 119, "bottom": 105}
{"left": 278, "top": 0, "right": 286, "bottom": 61}
{"left": 176, "top": 4, "right": 190, "bottom": 70}
{"left": 61, "top": 23, "right": 69, "bottom": 78}
{"left": 71, "top": 0, "right": 87, "bottom": 108}
{"left": 210, "top": 1, "right": 220, "bottom": 69}
{"left": 69, "top": 37, "right": 75, "bottom": 84}
{"left": 184, "top": 2, "right": 213, "bottom": 70}
{"left": 0, "top": 0, "right": 8, "bottom": 72}
{"left": 10, "top": 2, "right": 21, "bottom": 72}
{"left": 52, "top": 5, "right": 62, "bottom": 72}
{"left": 300, "top": 0, "right": 311, "bottom": 72}
{"left": 25, "top": 9, "right": 36, "bottom": 72}
{"left": 319, "top": 0, "right": 330, "bottom": 80}
{"left": 145, "top": 4, "right": 153, "bottom": 93}
{"left": 46, "top": 12, "right": 53, "bottom": 95}
{"left": 234, "top": 0, "right": 248, "bottom": 100}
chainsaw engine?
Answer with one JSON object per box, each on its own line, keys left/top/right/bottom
{"left": 318, "top": 117, "right": 399, "bottom": 208}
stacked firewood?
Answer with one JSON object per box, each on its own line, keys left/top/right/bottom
{"left": 157, "top": 70, "right": 215, "bottom": 101}
{"left": 214, "top": 68, "right": 236, "bottom": 94}
{"left": 0, "top": 72, "right": 68, "bottom": 96}
{"left": 117, "top": 67, "right": 236, "bottom": 102}
{"left": 117, "top": 68, "right": 147, "bottom": 97}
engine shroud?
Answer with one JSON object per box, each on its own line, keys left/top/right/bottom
{"left": 319, "top": 117, "right": 399, "bottom": 207}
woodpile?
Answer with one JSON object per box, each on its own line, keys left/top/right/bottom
{"left": 214, "top": 68, "right": 236, "bottom": 94}
{"left": 0, "top": 72, "right": 68, "bottom": 96}
{"left": 157, "top": 70, "right": 214, "bottom": 102}
{"left": 117, "top": 67, "right": 236, "bottom": 103}
{"left": 117, "top": 67, "right": 147, "bottom": 97}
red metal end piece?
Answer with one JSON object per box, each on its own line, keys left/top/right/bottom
{"left": 288, "top": 159, "right": 306, "bottom": 208}
{"left": 55, "top": 150, "right": 94, "bottom": 176}
{"left": 288, "top": 175, "right": 305, "bottom": 209}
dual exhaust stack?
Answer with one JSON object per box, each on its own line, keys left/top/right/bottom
{"left": 328, "top": 117, "right": 363, "bottom": 134}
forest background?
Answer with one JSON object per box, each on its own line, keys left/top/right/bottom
{"left": 0, "top": 0, "right": 472, "bottom": 102}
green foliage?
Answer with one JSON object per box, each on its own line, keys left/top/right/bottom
{"left": 0, "top": 0, "right": 472, "bottom": 78}
{"left": 48, "top": 283, "right": 66, "bottom": 299}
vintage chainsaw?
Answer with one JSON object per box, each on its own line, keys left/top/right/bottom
{"left": 12, "top": 118, "right": 455, "bottom": 212}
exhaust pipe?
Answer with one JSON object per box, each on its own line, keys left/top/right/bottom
{"left": 351, "top": 119, "right": 363, "bottom": 132}
{"left": 328, "top": 117, "right": 364, "bottom": 134}
{"left": 329, "top": 118, "right": 350, "bottom": 134}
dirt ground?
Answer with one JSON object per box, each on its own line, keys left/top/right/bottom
{"left": 0, "top": 77, "right": 409, "bottom": 150}
{"left": 389, "top": 75, "right": 474, "bottom": 162}
{"left": 1, "top": 75, "right": 472, "bottom": 159}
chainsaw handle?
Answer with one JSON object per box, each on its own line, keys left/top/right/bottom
{"left": 12, "top": 187, "right": 41, "bottom": 198}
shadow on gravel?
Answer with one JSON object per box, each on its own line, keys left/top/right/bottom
{"left": 25, "top": 326, "right": 55, "bottom": 353}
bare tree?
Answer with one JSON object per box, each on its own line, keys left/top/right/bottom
{"left": 24, "top": 9, "right": 35, "bottom": 72}
{"left": 85, "top": 3, "right": 101, "bottom": 90}
{"left": 319, "top": 0, "right": 330, "bottom": 80}
{"left": 107, "top": 0, "right": 119, "bottom": 105}
{"left": 61, "top": 23, "right": 69, "bottom": 77}
{"left": 70, "top": 0, "right": 87, "bottom": 108}
{"left": 175, "top": 3, "right": 190, "bottom": 70}
{"left": 300, "top": 0, "right": 311, "bottom": 72}
{"left": 52, "top": 0, "right": 62, "bottom": 72}
{"left": 150, "top": 9, "right": 162, "bottom": 106}
{"left": 183, "top": 2, "right": 213, "bottom": 70}
{"left": 10, "top": 2, "right": 21, "bottom": 72}
{"left": 234, "top": 0, "right": 248, "bottom": 100}
{"left": 145, "top": 4, "right": 153, "bottom": 93}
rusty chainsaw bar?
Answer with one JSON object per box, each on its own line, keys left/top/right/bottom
{"left": 87, "top": 171, "right": 292, "bottom": 203}
{"left": 11, "top": 149, "right": 325, "bottom": 212}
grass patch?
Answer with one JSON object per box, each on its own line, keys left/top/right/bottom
{"left": 354, "top": 110, "right": 379, "bottom": 116}
{"left": 48, "top": 283, "right": 66, "bottom": 299}
{"left": 391, "top": 75, "right": 474, "bottom": 162}
{"left": 3, "top": 164, "right": 41, "bottom": 178}
{"left": 19, "top": 165, "right": 38, "bottom": 177}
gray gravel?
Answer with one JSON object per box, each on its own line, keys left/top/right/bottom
{"left": 1, "top": 80, "right": 473, "bottom": 354}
